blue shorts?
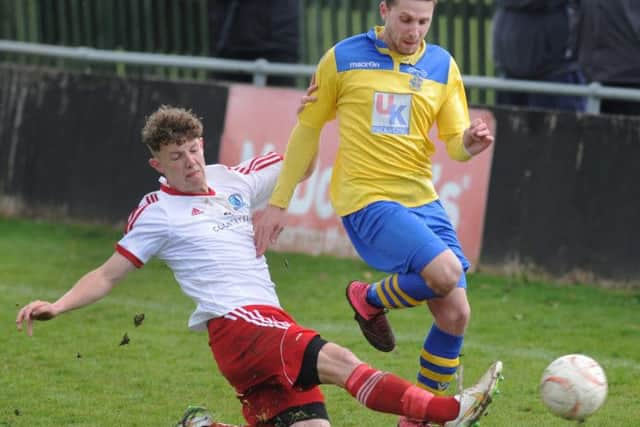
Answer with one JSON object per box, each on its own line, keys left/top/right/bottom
{"left": 342, "top": 200, "right": 470, "bottom": 286}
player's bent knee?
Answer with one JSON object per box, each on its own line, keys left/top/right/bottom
{"left": 421, "top": 251, "right": 463, "bottom": 296}
{"left": 316, "top": 343, "right": 362, "bottom": 387}
{"left": 426, "top": 268, "right": 461, "bottom": 296}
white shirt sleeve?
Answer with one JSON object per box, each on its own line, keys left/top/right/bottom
{"left": 230, "top": 152, "right": 283, "bottom": 208}
{"left": 117, "top": 199, "right": 169, "bottom": 267}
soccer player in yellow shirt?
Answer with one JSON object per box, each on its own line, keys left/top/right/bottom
{"left": 255, "top": 2, "right": 497, "bottom": 425}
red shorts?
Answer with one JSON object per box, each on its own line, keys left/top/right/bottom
{"left": 207, "top": 305, "right": 325, "bottom": 426}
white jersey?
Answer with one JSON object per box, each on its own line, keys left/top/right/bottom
{"left": 116, "top": 153, "right": 283, "bottom": 331}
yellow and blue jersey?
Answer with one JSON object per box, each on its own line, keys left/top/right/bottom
{"left": 299, "top": 26, "right": 471, "bottom": 216}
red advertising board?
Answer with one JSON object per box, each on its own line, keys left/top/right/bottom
{"left": 219, "top": 84, "right": 495, "bottom": 268}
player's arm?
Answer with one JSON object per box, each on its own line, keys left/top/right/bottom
{"left": 438, "top": 59, "right": 493, "bottom": 160}
{"left": 254, "top": 51, "right": 337, "bottom": 256}
{"left": 253, "top": 123, "right": 322, "bottom": 256}
{"left": 297, "top": 74, "right": 319, "bottom": 115}
{"left": 269, "top": 123, "right": 322, "bottom": 208}
{"left": 16, "top": 252, "right": 135, "bottom": 336}
{"left": 270, "top": 51, "right": 338, "bottom": 208}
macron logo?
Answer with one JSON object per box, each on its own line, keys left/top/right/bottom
{"left": 349, "top": 61, "right": 380, "bottom": 69}
{"left": 191, "top": 208, "right": 204, "bottom": 216}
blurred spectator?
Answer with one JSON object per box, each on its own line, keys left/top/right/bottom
{"left": 208, "top": 0, "right": 300, "bottom": 87}
{"left": 578, "top": 0, "right": 640, "bottom": 115}
{"left": 492, "top": 0, "right": 586, "bottom": 112}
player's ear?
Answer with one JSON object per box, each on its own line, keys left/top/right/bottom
{"left": 148, "top": 157, "right": 163, "bottom": 174}
{"left": 380, "top": 1, "right": 388, "bottom": 20}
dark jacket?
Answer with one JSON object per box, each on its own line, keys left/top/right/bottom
{"left": 208, "top": 0, "right": 299, "bottom": 63}
{"left": 496, "top": 0, "right": 566, "bottom": 12}
{"left": 493, "top": 0, "right": 580, "bottom": 79}
{"left": 578, "top": 0, "right": 640, "bottom": 84}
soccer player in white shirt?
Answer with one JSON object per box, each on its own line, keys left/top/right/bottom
{"left": 16, "top": 106, "right": 501, "bottom": 427}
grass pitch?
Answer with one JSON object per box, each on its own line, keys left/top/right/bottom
{"left": 1, "top": 217, "right": 639, "bottom": 426}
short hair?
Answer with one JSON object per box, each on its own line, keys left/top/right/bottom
{"left": 142, "top": 105, "right": 204, "bottom": 152}
{"left": 385, "top": 0, "right": 437, "bottom": 6}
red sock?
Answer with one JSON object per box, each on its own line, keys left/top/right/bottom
{"left": 417, "top": 391, "right": 460, "bottom": 424}
{"left": 345, "top": 364, "right": 460, "bottom": 423}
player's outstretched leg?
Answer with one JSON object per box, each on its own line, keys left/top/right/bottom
{"left": 397, "top": 361, "right": 503, "bottom": 427}
{"left": 346, "top": 281, "right": 395, "bottom": 352}
{"left": 175, "top": 405, "right": 246, "bottom": 427}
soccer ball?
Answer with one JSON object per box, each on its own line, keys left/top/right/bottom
{"left": 540, "top": 354, "right": 608, "bottom": 421}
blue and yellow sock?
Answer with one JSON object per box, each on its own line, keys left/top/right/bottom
{"left": 417, "top": 324, "right": 462, "bottom": 395}
{"left": 366, "top": 273, "right": 437, "bottom": 309}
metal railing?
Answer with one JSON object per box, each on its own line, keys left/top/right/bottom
{"left": 3, "top": 39, "right": 640, "bottom": 114}
{"left": 1, "top": 0, "right": 497, "bottom": 103}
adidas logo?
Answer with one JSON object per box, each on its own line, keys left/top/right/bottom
{"left": 191, "top": 207, "right": 204, "bottom": 216}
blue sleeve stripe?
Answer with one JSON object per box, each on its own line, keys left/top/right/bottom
{"left": 401, "top": 44, "right": 451, "bottom": 84}
{"left": 334, "top": 33, "right": 394, "bottom": 73}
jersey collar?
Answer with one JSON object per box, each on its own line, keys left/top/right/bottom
{"left": 367, "top": 26, "right": 426, "bottom": 65}
{"left": 160, "top": 183, "right": 216, "bottom": 196}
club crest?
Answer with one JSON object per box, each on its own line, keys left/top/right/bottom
{"left": 227, "top": 193, "right": 246, "bottom": 210}
{"left": 407, "top": 67, "right": 428, "bottom": 91}
{"left": 409, "top": 73, "right": 423, "bottom": 91}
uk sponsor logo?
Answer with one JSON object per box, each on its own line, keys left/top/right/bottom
{"left": 371, "top": 92, "right": 412, "bottom": 135}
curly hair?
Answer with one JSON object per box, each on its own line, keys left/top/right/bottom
{"left": 142, "top": 105, "right": 204, "bottom": 152}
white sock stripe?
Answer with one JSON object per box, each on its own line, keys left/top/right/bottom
{"left": 357, "top": 371, "right": 384, "bottom": 404}
{"left": 357, "top": 371, "right": 385, "bottom": 405}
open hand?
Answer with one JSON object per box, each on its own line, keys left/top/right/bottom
{"left": 16, "top": 300, "right": 59, "bottom": 336}
{"left": 253, "top": 205, "right": 287, "bottom": 257}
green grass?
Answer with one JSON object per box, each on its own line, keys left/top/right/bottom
{"left": 1, "top": 217, "right": 639, "bottom": 426}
